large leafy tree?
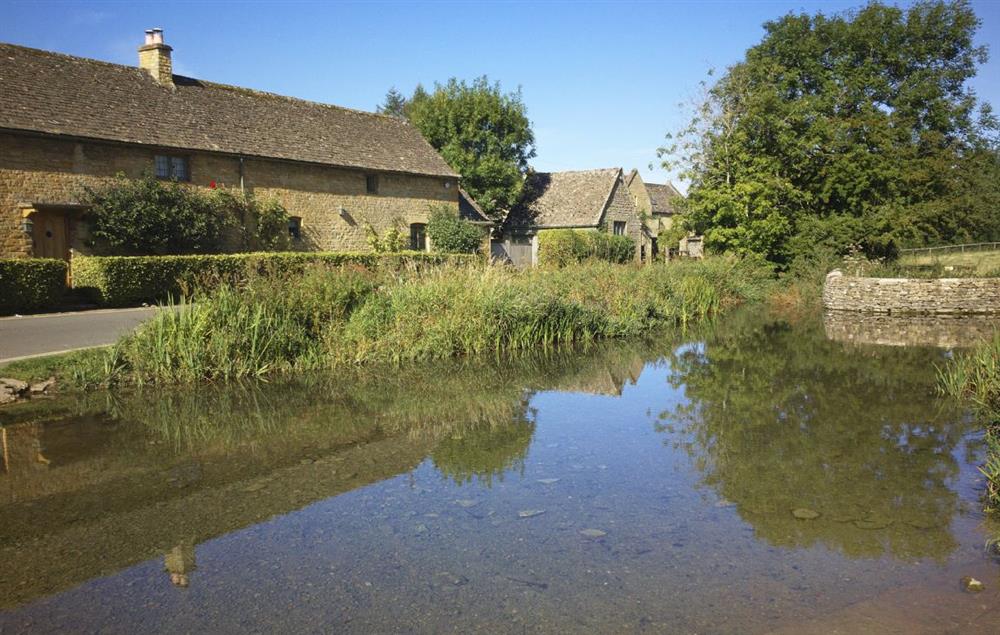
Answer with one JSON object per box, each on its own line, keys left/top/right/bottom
{"left": 661, "top": 0, "right": 999, "bottom": 267}
{"left": 385, "top": 77, "right": 536, "bottom": 220}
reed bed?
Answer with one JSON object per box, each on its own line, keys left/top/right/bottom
{"left": 77, "top": 257, "right": 773, "bottom": 387}
{"left": 940, "top": 333, "right": 1000, "bottom": 509}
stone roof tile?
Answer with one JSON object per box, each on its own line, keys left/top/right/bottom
{"left": 0, "top": 42, "right": 457, "bottom": 177}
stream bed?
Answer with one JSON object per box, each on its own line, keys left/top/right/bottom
{"left": 1, "top": 309, "right": 998, "bottom": 633}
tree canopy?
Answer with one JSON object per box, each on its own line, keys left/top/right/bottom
{"left": 661, "top": 0, "right": 999, "bottom": 267}
{"left": 380, "top": 77, "right": 536, "bottom": 220}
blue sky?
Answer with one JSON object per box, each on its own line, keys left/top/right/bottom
{"left": 2, "top": 0, "right": 998, "bottom": 188}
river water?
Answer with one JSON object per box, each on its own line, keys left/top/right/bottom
{"left": 1, "top": 309, "right": 998, "bottom": 633}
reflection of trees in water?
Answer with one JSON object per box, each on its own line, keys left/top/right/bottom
{"left": 659, "top": 311, "right": 968, "bottom": 561}
{"left": 432, "top": 401, "right": 536, "bottom": 487}
{"left": 98, "top": 342, "right": 664, "bottom": 484}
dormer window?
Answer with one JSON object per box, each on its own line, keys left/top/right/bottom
{"left": 154, "top": 154, "right": 189, "bottom": 181}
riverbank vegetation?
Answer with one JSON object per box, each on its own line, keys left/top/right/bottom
{"left": 941, "top": 334, "right": 1000, "bottom": 510}
{"left": 54, "top": 258, "right": 772, "bottom": 388}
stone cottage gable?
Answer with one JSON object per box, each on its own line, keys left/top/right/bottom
{"left": 625, "top": 169, "right": 652, "bottom": 215}
{"left": 0, "top": 42, "right": 456, "bottom": 178}
{"left": 508, "top": 168, "right": 621, "bottom": 228}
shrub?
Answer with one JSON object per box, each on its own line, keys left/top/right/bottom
{"left": 81, "top": 175, "right": 292, "bottom": 256}
{"left": 71, "top": 251, "right": 476, "bottom": 307}
{"left": 537, "top": 229, "right": 635, "bottom": 266}
{"left": 0, "top": 258, "right": 67, "bottom": 314}
{"left": 81, "top": 175, "right": 227, "bottom": 255}
{"left": 427, "top": 205, "right": 484, "bottom": 253}
{"left": 209, "top": 189, "right": 290, "bottom": 252}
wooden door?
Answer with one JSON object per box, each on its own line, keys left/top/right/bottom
{"left": 31, "top": 211, "right": 69, "bottom": 261}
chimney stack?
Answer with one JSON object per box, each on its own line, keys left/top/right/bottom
{"left": 138, "top": 28, "right": 173, "bottom": 88}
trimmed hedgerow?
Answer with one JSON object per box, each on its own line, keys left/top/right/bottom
{"left": 537, "top": 229, "right": 635, "bottom": 267}
{"left": 0, "top": 258, "right": 67, "bottom": 314}
{"left": 72, "top": 251, "right": 477, "bottom": 307}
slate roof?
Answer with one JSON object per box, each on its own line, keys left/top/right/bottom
{"left": 508, "top": 168, "right": 621, "bottom": 228}
{"left": 0, "top": 42, "right": 457, "bottom": 177}
{"left": 646, "top": 182, "right": 683, "bottom": 216}
{"left": 458, "top": 188, "right": 493, "bottom": 224}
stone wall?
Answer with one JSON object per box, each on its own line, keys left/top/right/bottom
{"left": 601, "top": 177, "right": 647, "bottom": 261}
{"left": 0, "top": 131, "right": 459, "bottom": 258}
{"left": 822, "top": 269, "right": 1000, "bottom": 314}
{"left": 823, "top": 311, "right": 997, "bottom": 349}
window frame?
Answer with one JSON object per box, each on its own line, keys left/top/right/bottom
{"left": 366, "top": 174, "right": 379, "bottom": 195}
{"left": 154, "top": 154, "right": 190, "bottom": 182}
{"left": 613, "top": 221, "right": 627, "bottom": 236}
{"left": 288, "top": 216, "right": 302, "bottom": 240}
{"left": 409, "top": 222, "right": 427, "bottom": 251}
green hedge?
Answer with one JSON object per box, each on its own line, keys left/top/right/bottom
{"left": 537, "top": 229, "right": 636, "bottom": 267}
{"left": 72, "top": 251, "right": 477, "bottom": 307}
{"left": 0, "top": 258, "right": 68, "bottom": 314}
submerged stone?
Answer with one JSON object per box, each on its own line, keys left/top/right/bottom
{"left": 961, "top": 576, "right": 985, "bottom": 593}
{"left": 792, "top": 508, "right": 821, "bottom": 520}
{"left": 518, "top": 509, "right": 546, "bottom": 519}
{"left": 536, "top": 478, "right": 560, "bottom": 485}
{"left": 579, "top": 528, "right": 607, "bottom": 538}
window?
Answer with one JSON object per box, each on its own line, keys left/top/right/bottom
{"left": 154, "top": 154, "right": 189, "bottom": 181}
{"left": 613, "top": 221, "right": 626, "bottom": 236}
{"left": 288, "top": 216, "right": 302, "bottom": 240}
{"left": 366, "top": 174, "right": 379, "bottom": 194}
{"left": 410, "top": 223, "right": 427, "bottom": 251}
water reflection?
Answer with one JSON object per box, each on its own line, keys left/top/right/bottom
{"left": 824, "top": 311, "right": 998, "bottom": 348}
{"left": 660, "top": 312, "right": 969, "bottom": 561}
{"left": 1, "top": 311, "right": 993, "bottom": 632}
{"left": 0, "top": 344, "right": 657, "bottom": 610}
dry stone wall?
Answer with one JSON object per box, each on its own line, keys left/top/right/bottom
{"left": 823, "top": 270, "right": 1000, "bottom": 315}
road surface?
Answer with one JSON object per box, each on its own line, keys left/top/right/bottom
{"left": 0, "top": 307, "right": 163, "bottom": 364}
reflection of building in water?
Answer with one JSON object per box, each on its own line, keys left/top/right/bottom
{"left": 824, "top": 311, "right": 998, "bottom": 349}
{"left": 551, "top": 353, "right": 646, "bottom": 396}
{"left": 165, "top": 544, "right": 196, "bottom": 588}
{"left": 0, "top": 423, "right": 49, "bottom": 477}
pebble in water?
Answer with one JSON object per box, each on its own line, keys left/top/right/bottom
{"left": 536, "top": 478, "right": 560, "bottom": 485}
{"left": 579, "top": 529, "right": 608, "bottom": 538}
{"left": 961, "top": 576, "right": 984, "bottom": 593}
{"left": 518, "top": 509, "right": 546, "bottom": 519}
{"left": 791, "top": 508, "right": 820, "bottom": 520}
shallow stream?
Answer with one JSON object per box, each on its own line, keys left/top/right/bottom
{"left": 1, "top": 309, "right": 998, "bottom": 633}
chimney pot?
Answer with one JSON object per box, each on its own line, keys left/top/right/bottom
{"left": 138, "top": 28, "right": 174, "bottom": 88}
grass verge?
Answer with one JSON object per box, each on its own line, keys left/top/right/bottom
{"left": 37, "top": 258, "right": 773, "bottom": 389}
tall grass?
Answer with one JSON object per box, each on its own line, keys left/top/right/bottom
{"left": 940, "top": 333, "right": 1000, "bottom": 510}
{"left": 75, "top": 257, "right": 773, "bottom": 387}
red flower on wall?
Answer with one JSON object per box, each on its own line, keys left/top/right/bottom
{"left": 209, "top": 180, "right": 217, "bottom": 189}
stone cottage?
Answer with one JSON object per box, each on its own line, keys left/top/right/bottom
{"left": 0, "top": 29, "right": 460, "bottom": 260}
{"left": 494, "top": 168, "right": 649, "bottom": 267}
{"left": 624, "top": 169, "right": 683, "bottom": 259}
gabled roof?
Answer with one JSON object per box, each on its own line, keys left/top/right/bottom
{"left": 458, "top": 188, "right": 493, "bottom": 224}
{"left": 646, "top": 182, "right": 683, "bottom": 216}
{"left": 508, "top": 168, "right": 622, "bottom": 228}
{"left": 0, "top": 42, "right": 457, "bottom": 177}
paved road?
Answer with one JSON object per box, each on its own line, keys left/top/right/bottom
{"left": 0, "top": 307, "right": 163, "bottom": 364}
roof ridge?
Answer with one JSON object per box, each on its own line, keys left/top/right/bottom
{"left": 0, "top": 41, "right": 406, "bottom": 125}
{"left": 533, "top": 167, "right": 621, "bottom": 176}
